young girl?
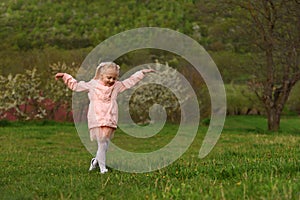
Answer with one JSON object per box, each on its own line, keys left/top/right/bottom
{"left": 55, "top": 62, "right": 154, "bottom": 173}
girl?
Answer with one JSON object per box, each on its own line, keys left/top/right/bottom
{"left": 55, "top": 62, "right": 154, "bottom": 173}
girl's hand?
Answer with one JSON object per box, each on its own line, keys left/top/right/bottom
{"left": 55, "top": 73, "right": 64, "bottom": 80}
{"left": 142, "top": 69, "right": 156, "bottom": 74}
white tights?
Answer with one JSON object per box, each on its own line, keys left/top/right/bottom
{"left": 90, "top": 127, "right": 114, "bottom": 172}
{"left": 96, "top": 137, "right": 109, "bottom": 171}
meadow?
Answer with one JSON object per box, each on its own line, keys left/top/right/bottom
{"left": 0, "top": 116, "right": 299, "bottom": 200}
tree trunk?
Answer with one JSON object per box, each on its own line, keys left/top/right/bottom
{"left": 266, "top": 107, "right": 281, "bottom": 131}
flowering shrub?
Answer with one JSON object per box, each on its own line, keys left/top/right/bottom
{"left": 0, "top": 62, "right": 78, "bottom": 121}
{"left": 121, "top": 63, "right": 192, "bottom": 124}
{"left": 0, "top": 68, "right": 45, "bottom": 120}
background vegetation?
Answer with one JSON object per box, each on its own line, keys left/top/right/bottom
{"left": 1, "top": 0, "right": 299, "bottom": 123}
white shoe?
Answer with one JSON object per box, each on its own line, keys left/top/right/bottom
{"left": 100, "top": 167, "right": 108, "bottom": 174}
{"left": 89, "top": 158, "right": 98, "bottom": 171}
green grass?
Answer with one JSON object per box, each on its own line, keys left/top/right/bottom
{"left": 0, "top": 116, "right": 299, "bottom": 200}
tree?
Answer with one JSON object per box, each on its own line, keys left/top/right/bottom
{"left": 225, "top": 0, "right": 300, "bottom": 131}
{"left": 0, "top": 68, "right": 46, "bottom": 120}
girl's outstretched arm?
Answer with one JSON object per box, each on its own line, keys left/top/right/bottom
{"left": 118, "top": 68, "right": 155, "bottom": 92}
{"left": 141, "top": 69, "right": 156, "bottom": 74}
{"left": 55, "top": 73, "right": 90, "bottom": 92}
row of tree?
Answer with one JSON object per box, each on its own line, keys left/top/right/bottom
{"left": 0, "top": 61, "right": 210, "bottom": 124}
{"left": 1, "top": 59, "right": 299, "bottom": 123}
{"left": 1, "top": 0, "right": 299, "bottom": 131}
{"left": 0, "top": 63, "right": 75, "bottom": 121}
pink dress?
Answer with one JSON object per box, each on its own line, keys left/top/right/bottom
{"left": 62, "top": 71, "right": 145, "bottom": 131}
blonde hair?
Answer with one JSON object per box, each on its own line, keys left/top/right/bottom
{"left": 94, "top": 62, "right": 120, "bottom": 79}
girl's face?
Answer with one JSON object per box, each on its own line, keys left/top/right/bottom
{"left": 100, "top": 67, "right": 119, "bottom": 87}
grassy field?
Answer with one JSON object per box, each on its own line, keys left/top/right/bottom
{"left": 0, "top": 116, "right": 299, "bottom": 200}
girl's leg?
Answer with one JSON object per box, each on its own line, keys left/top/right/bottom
{"left": 96, "top": 137, "right": 109, "bottom": 173}
{"left": 95, "top": 126, "right": 115, "bottom": 173}
{"left": 89, "top": 127, "right": 114, "bottom": 173}
{"left": 88, "top": 128, "right": 98, "bottom": 171}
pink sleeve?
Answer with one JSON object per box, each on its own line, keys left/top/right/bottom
{"left": 62, "top": 73, "right": 90, "bottom": 92}
{"left": 118, "top": 71, "right": 145, "bottom": 92}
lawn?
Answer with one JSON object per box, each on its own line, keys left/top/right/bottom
{"left": 0, "top": 116, "right": 299, "bottom": 200}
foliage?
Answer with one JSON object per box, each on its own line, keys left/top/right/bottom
{"left": 123, "top": 63, "right": 193, "bottom": 123}
{"left": 1, "top": 0, "right": 198, "bottom": 50}
{"left": 225, "top": 84, "right": 264, "bottom": 115}
{"left": 1, "top": 0, "right": 247, "bottom": 78}
{"left": 0, "top": 68, "right": 46, "bottom": 120}
{"left": 1, "top": 0, "right": 300, "bottom": 125}
{"left": 0, "top": 62, "right": 78, "bottom": 121}
{"left": 1, "top": 61, "right": 299, "bottom": 121}
{"left": 0, "top": 0, "right": 259, "bottom": 84}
